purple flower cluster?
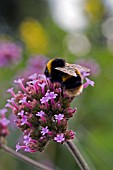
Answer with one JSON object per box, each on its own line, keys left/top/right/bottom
{"left": 16, "top": 55, "right": 48, "bottom": 81}
{"left": 0, "top": 41, "right": 22, "bottom": 67}
{"left": 6, "top": 73, "right": 94, "bottom": 152}
{"left": 0, "top": 108, "right": 10, "bottom": 138}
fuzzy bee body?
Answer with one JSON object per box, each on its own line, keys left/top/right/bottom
{"left": 44, "top": 58, "right": 90, "bottom": 97}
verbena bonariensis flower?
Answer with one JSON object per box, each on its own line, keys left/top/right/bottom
{"left": 0, "top": 108, "right": 10, "bottom": 138}
{"left": 16, "top": 55, "right": 48, "bottom": 81}
{"left": 6, "top": 73, "right": 94, "bottom": 153}
{"left": 0, "top": 41, "right": 22, "bottom": 67}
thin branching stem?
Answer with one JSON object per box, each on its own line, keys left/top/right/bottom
{"left": 65, "top": 141, "right": 90, "bottom": 170}
{"left": 1, "top": 144, "right": 53, "bottom": 170}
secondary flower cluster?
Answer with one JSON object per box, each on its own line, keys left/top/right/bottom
{"left": 16, "top": 55, "right": 48, "bottom": 81}
{"left": 76, "top": 58, "right": 101, "bottom": 77}
{"left": 6, "top": 73, "right": 94, "bottom": 153}
{"left": 0, "top": 41, "right": 22, "bottom": 67}
{"left": 0, "top": 108, "right": 10, "bottom": 138}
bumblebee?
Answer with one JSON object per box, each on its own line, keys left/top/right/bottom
{"left": 44, "top": 58, "right": 90, "bottom": 97}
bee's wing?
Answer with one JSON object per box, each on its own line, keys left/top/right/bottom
{"left": 65, "top": 63, "right": 90, "bottom": 72}
{"left": 55, "top": 66, "right": 78, "bottom": 77}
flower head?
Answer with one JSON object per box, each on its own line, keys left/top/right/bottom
{"left": 7, "top": 71, "right": 93, "bottom": 152}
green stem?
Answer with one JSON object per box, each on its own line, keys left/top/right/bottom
{"left": 65, "top": 141, "right": 90, "bottom": 170}
{"left": 1, "top": 144, "right": 53, "bottom": 170}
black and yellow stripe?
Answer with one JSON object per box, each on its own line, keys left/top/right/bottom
{"left": 44, "top": 58, "right": 84, "bottom": 97}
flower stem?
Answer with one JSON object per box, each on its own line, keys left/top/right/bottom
{"left": 65, "top": 141, "right": 90, "bottom": 170}
{"left": 1, "top": 144, "right": 53, "bottom": 170}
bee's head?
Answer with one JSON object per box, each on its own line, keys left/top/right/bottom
{"left": 51, "top": 58, "right": 65, "bottom": 68}
{"left": 44, "top": 58, "right": 66, "bottom": 82}
{"left": 44, "top": 58, "right": 65, "bottom": 76}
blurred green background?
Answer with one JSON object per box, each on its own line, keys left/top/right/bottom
{"left": 0, "top": 0, "right": 113, "bottom": 170}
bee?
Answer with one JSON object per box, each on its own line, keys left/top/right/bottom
{"left": 44, "top": 58, "right": 90, "bottom": 97}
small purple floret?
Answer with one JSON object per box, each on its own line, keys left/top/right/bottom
{"left": 0, "top": 108, "right": 8, "bottom": 115}
{"left": 40, "top": 97, "right": 49, "bottom": 104}
{"left": 41, "top": 126, "right": 49, "bottom": 136}
{"left": 45, "top": 91, "right": 58, "bottom": 99}
{"left": 19, "top": 97, "right": 27, "bottom": 104}
{"left": 21, "top": 116, "right": 27, "bottom": 125}
{"left": 0, "top": 117, "right": 10, "bottom": 126}
{"left": 36, "top": 111, "right": 45, "bottom": 117}
{"left": 28, "top": 73, "right": 37, "bottom": 80}
{"left": 54, "top": 133, "right": 65, "bottom": 143}
{"left": 54, "top": 114, "right": 64, "bottom": 121}
{"left": 16, "top": 143, "right": 21, "bottom": 152}
{"left": 23, "top": 134, "right": 31, "bottom": 145}
{"left": 14, "top": 78, "right": 24, "bottom": 84}
{"left": 18, "top": 110, "right": 24, "bottom": 116}
{"left": 83, "top": 78, "right": 95, "bottom": 88}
